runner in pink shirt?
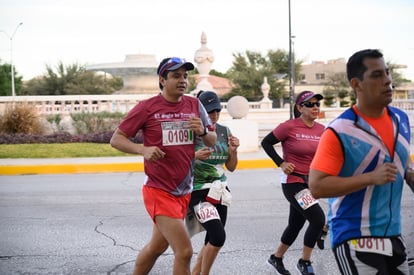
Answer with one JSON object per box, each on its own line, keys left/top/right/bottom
{"left": 262, "top": 91, "right": 326, "bottom": 275}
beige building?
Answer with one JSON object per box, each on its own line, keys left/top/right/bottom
{"left": 292, "top": 59, "right": 347, "bottom": 103}
{"left": 295, "top": 58, "right": 414, "bottom": 102}
{"left": 298, "top": 58, "right": 346, "bottom": 85}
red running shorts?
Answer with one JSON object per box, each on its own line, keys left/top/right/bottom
{"left": 142, "top": 185, "right": 191, "bottom": 222}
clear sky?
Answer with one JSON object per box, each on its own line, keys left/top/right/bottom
{"left": 1, "top": 0, "right": 414, "bottom": 81}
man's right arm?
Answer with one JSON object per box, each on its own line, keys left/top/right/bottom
{"left": 309, "top": 167, "right": 394, "bottom": 199}
{"left": 110, "top": 128, "right": 165, "bottom": 160}
{"left": 110, "top": 128, "right": 143, "bottom": 155}
{"left": 309, "top": 128, "right": 398, "bottom": 198}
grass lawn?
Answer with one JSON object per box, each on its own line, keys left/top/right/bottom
{"left": 0, "top": 143, "right": 132, "bottom": 158}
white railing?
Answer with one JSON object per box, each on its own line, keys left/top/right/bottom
{"left": 390, "top": 100, "right": 414, "bottom": 111}
{"left": 0, "top": 94, "right": 150, "bottom": 115}
{"left": 0, "top": 94, "right": 268, "bottom": 115}
{"left": 1, "top": 95, "right": 414, "bottom": 117}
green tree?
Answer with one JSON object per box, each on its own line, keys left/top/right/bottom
{"left": 209, "top": 69, "right": 228, "bottom": 78}
{"left": 322, "top": 72, "right": 353, "bottom": 107}
{"left": 186, "top": 68, "right": 229, "bottom": 93}
{"left": 322, "top": 61, "right": 408, "bottom": 107}
{"left": 21, "top": 61, "right": 123, "bottom": 95}
{"left": 44, "top": 62, "right": 83, "bottom": 95}
{"left": 388, "top": 62, "right": 411, "bottom": 87}
{"left": 0, "top": 62, "right": 23, "bottom": 96}
{"left": 21, "top": 76, "right": 46, "bottom": 95}
{"left": 223, "top": 49, "right": 300, "bottom": 102}
{"left": 66, "top": 71, "right": 122, "bottom": 95}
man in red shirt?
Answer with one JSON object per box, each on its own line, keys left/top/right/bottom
{"left": 110, "top": 57, "right": 216, "bottom": 275}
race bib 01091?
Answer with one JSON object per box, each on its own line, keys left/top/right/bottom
{"left": 194, "top": 202, "right": 220, "bottom": 224}
{"left": 294, "top": 188, "right": 318, "bottom": 210}
{"left": 349, "top": 238, "right": 393, "bottom": 256}
{"left": 161, "top": 121, "right": 193, "bottom": 146}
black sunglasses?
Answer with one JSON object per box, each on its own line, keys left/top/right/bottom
{"left": 301, "top": 102, "right": 320, "bottom": 108}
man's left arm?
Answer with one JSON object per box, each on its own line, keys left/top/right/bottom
{"left": 188, "top": 116, "right": 216, "bottom": 147}
{"left": 201, "top": 130, "right": 217, "bottom": 147}
{"left": 197, "top": 102, "right": 217, "bottom": 147}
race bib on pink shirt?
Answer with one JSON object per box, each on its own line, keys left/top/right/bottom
{"left": 161, "top": 121, "right": 193, "bottom": 146}
{"left": 294, "top": 188, "right": 318, "bottom": 210}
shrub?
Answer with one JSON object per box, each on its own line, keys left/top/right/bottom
{"left": 0, "top": 103, "right": 44, "bottom": 135}
{"left": 46, "top": 114, "right": 62, "bottom": 125}
{"left": 70, "top": 111, "right": 124, "bottom": 134}
{"left": 0, "top": 110, "right": 126, "bottom": 144}
{"left": 0, "top": 130, "right": 148, "bottom": 144}
{"left": 0, "top": 131, "right": 115, "bottom": 144}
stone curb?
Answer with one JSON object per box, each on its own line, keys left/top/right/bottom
{"left": 0, "top": 159, "right": 277, "bottom": 175}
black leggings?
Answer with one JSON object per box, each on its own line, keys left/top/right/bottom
{"left": 189, "top": 189, "right": 228, "bottom": 247}
{"left": 281, "top": 183, "right": 325, "bottom": 248}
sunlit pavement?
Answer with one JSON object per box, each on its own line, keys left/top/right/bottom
{"left": 0, "top": 169, "right": 413, "bottom": 274}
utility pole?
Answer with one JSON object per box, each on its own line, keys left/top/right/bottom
{"left": 288, "top": 0, "right": 295, "bottom": 119}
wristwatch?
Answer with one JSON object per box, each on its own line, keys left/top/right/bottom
{"left": 199, "top": 127, "right": 208, "bottom": 137}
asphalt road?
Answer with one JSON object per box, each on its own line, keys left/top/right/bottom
{"left": 0, "top": 169, "right": 413, "bottom": 274}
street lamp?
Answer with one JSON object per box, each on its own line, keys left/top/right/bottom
{"left": 1, "top": 22, "right": 23, "bottom": 97}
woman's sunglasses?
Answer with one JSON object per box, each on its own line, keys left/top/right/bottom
{"left": 301, "top": 102, "right": 320, "bottom": 108}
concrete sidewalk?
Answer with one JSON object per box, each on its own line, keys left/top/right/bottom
{"left": 0, "top": 148, "right": 278, "bottom": 175}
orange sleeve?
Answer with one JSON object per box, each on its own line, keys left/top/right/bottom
{"left": 310, "top": 128, "right": 344, "bottom": 176}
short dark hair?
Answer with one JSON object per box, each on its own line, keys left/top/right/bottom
{"left": 346, "top": 49, "right": 383, "bottom": 81}
{"left": 157, "top": 57, "right": 170, "bottom": 90}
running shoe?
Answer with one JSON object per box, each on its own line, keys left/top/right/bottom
{"left": 296, "top": 259, "right": 315, "bottom": 275}
{"left": 267, "top": 254, "right": 291, "bottom": 275}
{"left": 408, "top": 257, "right": 414, "bottom": 266}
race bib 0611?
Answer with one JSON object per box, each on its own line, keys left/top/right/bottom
{"left": 349, "top": 238, "right": 393, "bottom": 256}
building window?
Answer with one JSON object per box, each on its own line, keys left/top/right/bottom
{"left": 315, "top": 73, "right": 325, "bottom": 80}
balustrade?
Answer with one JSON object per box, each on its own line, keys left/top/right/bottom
{"left": 1, "top": 95, "right": 414, "bottom": 121}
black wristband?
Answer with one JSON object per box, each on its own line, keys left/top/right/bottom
{"left": 199, "top": 127, "right": 208, "bottom": 137}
